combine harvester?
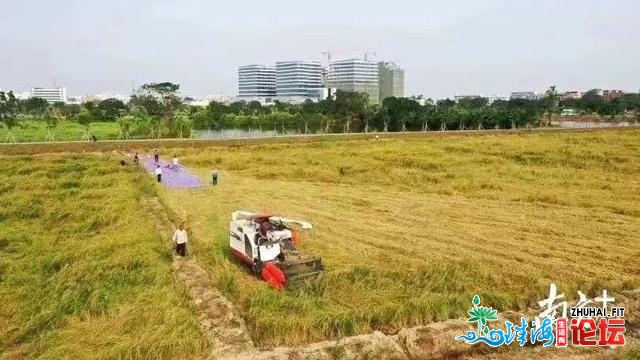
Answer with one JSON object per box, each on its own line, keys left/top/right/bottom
{"left": 229, "top": 210, "right": 324, "bottom": 289}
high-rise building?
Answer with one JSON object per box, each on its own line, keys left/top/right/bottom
{"left": 237, "top": 65, "right": 276, "bottom": 104}
{"left": 31, "top": 87, "right": 67, "bottom": 103}
{"left": 275, "top": 61, "right": 323, "bottom": 103}
{"left": 561, "top": 91, "right": 583, "bottom": 100}
{"left": 377, "top": 62, "right": 404, "bottom": 103}
{"left": 326, "top": 58, "right": 379, "bottom": 104}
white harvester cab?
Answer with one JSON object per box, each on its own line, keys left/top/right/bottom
{"left": 229, "top": 210, "right": 322, "bottom": 288}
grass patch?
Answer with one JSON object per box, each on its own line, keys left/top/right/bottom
{"left": 0, "top": 120, "right": 120, "bottom": 142}
{"left": 0, "top": 155, "right": 204, "bottom": 358}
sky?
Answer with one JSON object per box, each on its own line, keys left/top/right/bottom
{"left": 1, "top": 0, "right": 639, "bottom": 99}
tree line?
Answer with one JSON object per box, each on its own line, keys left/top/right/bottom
{"left": 1, "top": 83, "right": 639, "bottom": 140}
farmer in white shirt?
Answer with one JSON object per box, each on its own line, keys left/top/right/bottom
{"left": 172, "top": 155, "right": 179, "bottom": 168}
{"left": 155, "top": 165, "right": 162, "bottom": 183}
{"left": 173, "top": 224, "right": 188, "bottom": 257}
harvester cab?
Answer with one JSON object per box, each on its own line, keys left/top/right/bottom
{"left": 229, "top": 210, "right": 323, "bottom": 289}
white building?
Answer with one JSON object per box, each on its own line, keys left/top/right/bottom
{"left": 454, "top": 94, "right": 507, "bottom": 105}
{"left": 66, "top": 95, "right": 83, "bottom": 104}
{"left": 377, "top": 61, "right": 404, "bottom": 103}
{"left": 326, "top": 58, "right": 379, "bottom": 104}
{"left": 276, "top": 61, "right": 323, "bottom": 103}
{"left": 487, "top": 95, "right": 509, "bottom": 104}
{"left": 83, "top": 92, "right": 130, "bottom": 103}
{"left": 510, "top": 91, "right": 538, "bottom": 100}
{"left": 561, "top": 91, "right": 583, "bottom": 100}
{"left": 204, "top": 95, "right": 232, "bottom": 104}
{"left": 14, "top": 91, "right": 31, "bottom": 100}
{"left": 454, "top": 95, "right": 482, "bottom": 103}
{"left": 238, "top": 64, "right": 276, "bottom": 104}
{"left": 31, "top": 87, "right": 67, "bottom": 103}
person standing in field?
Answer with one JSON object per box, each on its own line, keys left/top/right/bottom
{"left": 172, "top": 154, "right": 179, "bottom": 168}
{"left": 134, "top": 152, "right": 139, "bottom": 164}
{"left": 153, "top": 148, "right": 159, "bottom": 163}
{"left": 155, "top": 165, "right": 162, "bottom": 183}
{"left": 172, "top": 224, "right": 188, "bottom": 257}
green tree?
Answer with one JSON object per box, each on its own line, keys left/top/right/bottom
{"left": 97, "top": 98, "right": 127, "bottom": 121}
{"left": 132, "top": 82, "right": 182, "bottom": 122}
{"left": 43, "top": 105, "right": 61, "bottom": 141}
{"left": 129, "top": 94, "right": 163, "bottom": 117}
{"left": 436, "top": 98, "right": 456, "bottom": 109}
{"left": 82, "top": 101, "right": 102, "bottom": 119}
{"left": 74, "top": 108, "right": 94, "bottom": 140}
{"left": 75, "top": 108, "right": 93, "bottom": 129}
{"left": 458, "top": 97, "right": 489, "bottom": 109}
{"left": 120, "top": 106, "right": 151, "bottom": 139}
{"left": 0, "top": 91, "right": 19, "bottom": 141}
{"left": 543, "top": 86, "right": 560, "bottom": 127}
{"left": 373, "top": 108, "right": 388, "bottom": 132}
{"left": 62, "top": 103, "right": 82, "bottom": 119}
{"left": 381, "top": 97, "right": 422, "bottom": 131}
{"left": 331, "top": 90, "right": 369, "bottom": 132}
{"left": 190, "top": 107, "right": 211, "bottom": 130}
{"left": 169, "top": 110, "right": 194, "bottom": 138}
{"left": 228, "top": 101, "right": 246, "bottom": 115}
{"left": 579, "top": 90, "right": 606, "bottom": 114}
{"left": 420, "top": 103, "right": 437, "bottom": 131}
{"left": 206, "top": 101, "right": 229, "bottom": 129}
{"left": 620, "top": 93, "right": 640, "bottom": 124}
{"left": 23, "top": 97, "right": 49, "bottom": 118}
{"left": 273, "top": 100, "right": 289, "bottom": 113}
{"left": 246, "top": 101, "right": 263, "bottom": 116}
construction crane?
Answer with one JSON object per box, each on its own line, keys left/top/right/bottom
{"left": 322, "top": 48, "right": 373, "bottom": 65}
{"left": 321, "top": 50, "right": 332, "bottom": 64}
{"left": 321, "top": 51, "right": 332, "bottom": 69}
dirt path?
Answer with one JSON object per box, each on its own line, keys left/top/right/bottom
{"left": 3, "top": 126, "right": 639, "bottom": 156}
{"left": 140, "top": 195, "right": 256, "bottom": 359}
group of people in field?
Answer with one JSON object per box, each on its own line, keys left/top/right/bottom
{"left": 124, "top": 148, "right": 189, "bottom": 257}
{"left": 126, "top": 148, "right": 180, "bottom": 183}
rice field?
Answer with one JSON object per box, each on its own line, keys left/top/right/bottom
{"left": 1, "top": 128, "right": 639, "bottom": 357}
{"left": 154, "top": 129, "right": 640, "bottom": 347}
{"left": 0, "top": 155, "right": 204, "bottom": 359}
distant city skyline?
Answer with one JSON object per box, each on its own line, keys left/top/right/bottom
{"left": 1, "top": 0, "right": 639, "bottom": 99}
{"left": 5, "top": 85, "right": 635, "bottom": 102}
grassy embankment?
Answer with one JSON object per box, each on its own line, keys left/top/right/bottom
{"left": 0, "top": 155, "right": 205, "bottom": 358}
{"left": 151, "top": 129, "right": 640, "bottom": 347}
{"left": 0, "top": 120, "right": 120, "bottom": 142}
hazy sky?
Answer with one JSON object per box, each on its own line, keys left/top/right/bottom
{"left": 1, "top": 0, "right": 638, "bottom": 99}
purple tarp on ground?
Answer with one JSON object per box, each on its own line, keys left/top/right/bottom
{"left": 141, "top": 156, "right": 203, "bottom": 189}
